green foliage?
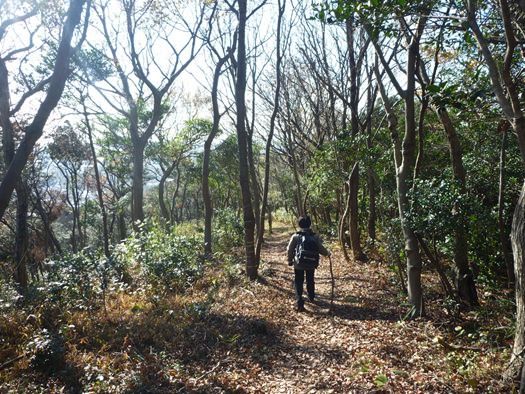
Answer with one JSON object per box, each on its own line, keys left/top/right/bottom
{"left": 212, "top": 208, "right": 244, "bottom": 251}
{"left": 73, "top": 47, "right": 114, "bottom": 82}
{"left": 48, "top": 122, "right": 91, "bottom": 165}
{"left": 407, "top": 178, "right": 467, "bottom": 239}
{"left": 40, "top": 249, "right": 113, "bottom": 309}
{"left": 26, "top": 329, "right": 65, "bottom": 375}
{"left": 114, "top": 222, "right": 204, "bottom": 293}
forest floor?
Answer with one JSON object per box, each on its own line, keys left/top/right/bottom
{"left": 0, "top": 224, "right": 516, "bottom": 393}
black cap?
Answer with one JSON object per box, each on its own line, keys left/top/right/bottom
{"left": 298, "top": 216, "right": 311, "bottom": 229}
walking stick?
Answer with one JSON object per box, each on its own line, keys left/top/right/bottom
{"left": 328, "top": 254, "right": 335, "bottom": 312}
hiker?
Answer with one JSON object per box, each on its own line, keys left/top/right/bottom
{"left": 287, "top": 216, "right": 330, "bottom": 311}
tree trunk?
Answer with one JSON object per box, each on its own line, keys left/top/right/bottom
{"left": 178, "top": 180, "right": 188, "bottom": 224}
{"left": 159, "top": 161, "right": 177, "bottom": 224}
{"left": 118, "top": 209, "right": 127, "bottom": 241}
{"left": 268, "top": 204, "right": 273, "bottom": 234}
{"left": 235, "top": 0, "right": 257, "bottom": 279}
{"left": 72, "top": 169, "right": 84, "bottom": 250}
{"left": 33, "top": 189, "right": 62, "bottom": 255}
{"left": 14, "top": 182, "right": 29, "bottom": 291}
{"left": 131, "top": 143, "right": 145, "bottom": 226}
{"left": 367, "top": 167, "right": 376, "bottom": 243}
{"left": 509, "top": 181, "right": 525, "bottom": 388}
{"left": 248, "top": 134, "right": 261, "bottom": 237}
{"left": 1, "top": 59, "right": 29, "bottom": 291}
{"left": 346, "top": 16, "right": 365, "bottom": 261}
{"left": 202, "top": 134, "right": 213, "bottom": 254}
{"left": 202, "top": 44, "right": 232, "bottom": 256}
{"left": 349, "top": 163, "right": 365, "bottom": 260}
{"left": 339, "top": 183, "right": 351, "bottom": 262}
{"left": 256, "top": 0, "right": 285, "bottom": 263}
{"left": 84, "top": 109, "right": 110, "bottom": 258}
{"left": 498, "top": 128, "right": 515, "bottom": 287}
{"left": 400, "top": 41, "right": 424, "bottom": 317}
{"left": 0, "top": 0, "right": 86, "bottom": 222}
{"left": 437, "top": 108, "right": 478, "bottom": 307}
{"left": 375, "top": 32, "right": 425, "bottom": 316}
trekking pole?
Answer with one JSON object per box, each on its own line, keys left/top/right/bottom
{"left": 328, "top": 254, "right": 335, "bottom": 312}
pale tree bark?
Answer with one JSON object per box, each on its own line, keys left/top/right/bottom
{"left": 407, "top": 6, "right": 478, "bottom": 306}
{"left": 82, "top": 99, "right": 110, "bottom": 258}
{"left": 339, "top": 183, "right": 351, "bottom": 262}
{"left": 0, "top": 59, "right": 29, "bottom": 290}
{"left": 466, "top": 0, "right": 525, "bottom": 384}
{"left": 203, "top": 27, "right": 235, "bottom": 256}
{"left": 159, "top": 160, "right": 178, "bottom": 223}
{"left": 371, "top": 11, "right": 428, "bottom": 316}
{"left": 510, "top": 182, "right": 525, "bottom": 388}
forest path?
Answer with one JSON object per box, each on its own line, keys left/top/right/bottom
{"left": 194, "top": 224, "right": 469, "bottom": 393}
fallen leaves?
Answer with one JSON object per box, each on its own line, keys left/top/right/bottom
{"left": 0, "top": 225, "right": 515, "bottom": 392}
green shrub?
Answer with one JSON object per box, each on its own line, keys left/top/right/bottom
{"left": 212, "top": 208, "right": 244, "bottom": 251}
{"left": 38, "top": 249, "right": 113, "bottom": 309}
{"left": 114, "top": 222, "right": 203, "bottom": 293}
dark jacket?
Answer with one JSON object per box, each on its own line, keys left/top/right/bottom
{"left": 286, "top": 228, "right": 330, "bottom": 268}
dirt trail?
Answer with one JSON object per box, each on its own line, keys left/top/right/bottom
{"left": 189, "top": 225, "right": 505, "bottom": 393}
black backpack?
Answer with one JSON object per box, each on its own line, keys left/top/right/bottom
{"left": 294, "top": 231, "right": 320, "bottom": 270}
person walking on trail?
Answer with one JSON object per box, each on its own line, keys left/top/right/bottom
{"left": 287, "top": 216, "right": 330, "bottom": 312}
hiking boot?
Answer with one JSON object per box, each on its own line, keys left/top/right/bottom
{"left": 296, "top": 304, "right": 306, "bottom": 312}
{"left": 296, "top": 298, "right": 305, "bottom": 312}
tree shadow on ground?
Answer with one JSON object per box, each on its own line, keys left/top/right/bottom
{"left": 263, "top": 267, "right": 369, "bottom": 283}
{"left": 258, "top": 275, "right": 400, "bottom": 322}
{"left": 70, "top": 305, "right": 288, "bottom": 392}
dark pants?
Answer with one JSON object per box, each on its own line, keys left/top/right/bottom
{"left": 294, "top": 269, "right": 315, "bottom": 306}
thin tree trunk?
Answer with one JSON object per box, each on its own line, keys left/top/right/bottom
{"left": 339, "top": 183, "right": 351, "bottom": 262}
{"left": 414, "top": 96, "right": 429, "bottom": 180}
{"left": 247, "top": 125, "right": 261, "bottom": 238}
{"left": 367, "top": 167, "right": 376, "bottom": 243}
{"left": 399, "top": 40, "right": 424, "bottom": 317}
{"left": 159, "top": 161, "right": 177, "bottom": 224}
{"left": 235, "top": 0, "right": 257, "bottom": 279}
{"left": 375, "top": 36, "right": 425, "bottom": 316}
{"left": 202, "top": 40, "right": 232, "bottom": 256}
{"left": 417, "top": 233, "right": 455, "bottom": 298}
{"left": 349, "top": 163, "right": 365, "bottom": 260}
{"left": 290, "top": 150, "right": 304, "bottom": 217}
{"left": 498, "top": 127, "right": 515, "bottom": 287}
{"left": 14, "top": 183, "right": 29, "bottom": 290}
{"left": 118, "top": 209, "right": 126, "bottom": 241}
{"left": 346, "top": 16, "right": 365, "bottom": 261}
{"left": 33, "top": 189, "right": 62, "bottom": 254}
{"left": 256, "top": 0, "right": 285, "bottom": 263}
{"left": 268, "top": 204, "right": 273, "bottom": 234}
{"left": 178, "top": 180, "right": 188, "bottom": 224}
{"left": 131, "top": 142, "right": 145, "bottom": 226}
{"left": 437, "top": 108, "right": 478, "bottom": 307}
{"left": 83, "top": 106, "right": 110, "bottom": 258}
